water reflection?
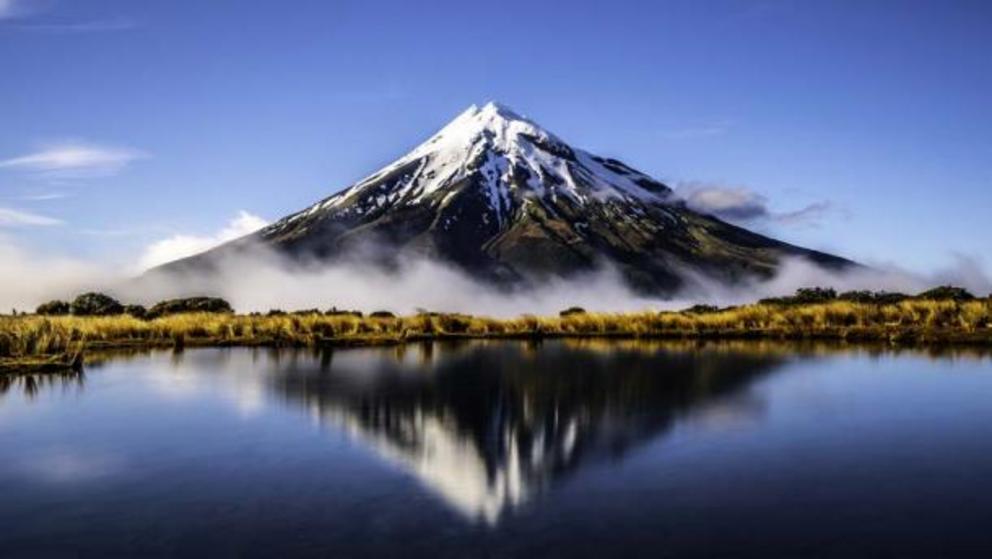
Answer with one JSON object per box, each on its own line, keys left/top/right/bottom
{"left": 7, "top": 340, "right": 992, "bottom": 556}
{"left": 0, "top": 370, "right": 85, "bottom": 399}
{"left": 262, "top": 340, "right": 787, "bottom": 523}
{"left": 11, "top": 339, "right": 989, "bottom": 525}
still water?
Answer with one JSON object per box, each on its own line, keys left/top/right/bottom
{"left": 2, "top": 340, "right": 992, "bottom": 557}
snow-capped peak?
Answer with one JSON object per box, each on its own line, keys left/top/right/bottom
{"left": 277, "top": 102, "right": 672, "bottom": 233}
{"left": 406, "top": 101, "right": 566, "bottom": 163}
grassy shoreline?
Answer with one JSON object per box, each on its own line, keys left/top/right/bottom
{"left": 2, "top": 297, "right": 991, "bottom": 373}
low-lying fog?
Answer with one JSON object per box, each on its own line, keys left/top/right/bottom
{"left": 2, "top": 237, "right": 989, "bottom": 317}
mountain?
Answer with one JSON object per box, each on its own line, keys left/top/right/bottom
{"left": 155, "top": 102, "right": 851, "bottom": 292}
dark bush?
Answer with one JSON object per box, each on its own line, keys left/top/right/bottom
{"left": 267, "top": 309, "right": 287, "bottom": 316}
{"left": 124, "top": 304, "right": 148, "bottom": 319}
{"left": 874, "top": 292, "right": 910, "bottom": 305}
{"left": 838, "top": 290, "right": 874, "bottom": 303}
{"left": 370, "top": 311, "right": 396, "bottom": 319}
{"left": 682, "top": 304, "right": 719, "bottom": 314}
{"left": 794, "top": 287, "right": 838, "bottom": 304}
{"left": 437, "top": 313, "right": 471, "bottom": 333}
{"left": 917, "top": 286, "right": 975, "bottom": 302}
{"left": 839, "top": 290, "right": 909, "bottom": 305}
{"left": 291, "top": 309, "right": 322, "bottom": 316}
{"left": 559, "top": 307, "right": 587, "bottom": 317}
{"left": 147, "top": 297, "right": 234, "bottom": 319}
{"left": 70, "top": 292, "right": 124, "bottom": 316}
{"left": 36, "top": 300, "right": 70, "bottom": 315}
{"left": 875, "top": 291, "right": 909, "bottom": 305}
{"left": 325, "top": 307, "right": 363, "bottom": 318}
{"left": 761, "top": 287, "right": 837, "bottom": 306}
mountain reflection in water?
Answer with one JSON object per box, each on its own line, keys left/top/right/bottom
{"left": 169, "top": 340, "right": 788, "bottom": 523}
{"left": 6, "top": 341, "right": 992, "bottom": 557}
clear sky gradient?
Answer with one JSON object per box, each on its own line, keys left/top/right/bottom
{"left": 1, "top": 0, "right": 990, "bottom": 274}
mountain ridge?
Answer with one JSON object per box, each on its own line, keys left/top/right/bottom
{"left": 154, "top": 102, "right": 853, "bottom": 292}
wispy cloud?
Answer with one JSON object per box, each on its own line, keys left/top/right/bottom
{"left": 0, "top": 142, "right": 147, "bottom": 178}
{"left": 0, "top": 206, "right": 62, "bottom": 226}
{"left": 0, "top": 1, "right": 136, "bottom": 32}
{"left": 659, "top": 122, "right": 731, "bottom": 140}
{"left": 675, "top": 182, "right": 832, "bottom": 227}
{"left": 138, "top": 211, "right": 269, "bottom": 271}
{"left": 19, "top": 192, "right": 68, "bottom": 201}
{"left": 0, "top": 0, "right": 27, "bottom": 20}
{"left": 10, "top": 16, "right": 137, "bottom": 33}
{"left": 678, "top": 184, "right": 768, "bottom": 221}
{"left": 774, "top": 201, "right": 833, "bottom": 226}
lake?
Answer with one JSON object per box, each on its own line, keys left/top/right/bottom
{"left": 2, "top": 340, "right": 992, "bottom": 557}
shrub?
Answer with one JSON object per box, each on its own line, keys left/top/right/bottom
{"left": 758, "top": 296, "right": 791, "bottom": 306}
{"left": 124, "top": 304, "right": 148, "bottom": 319}
{"left": 794, "top": 287, "right": 837, "bottom": 304}
{"left": 873, "top": 291, "right": 910, "bottom": 305}
{"left": 326, "top": 307, "right": 363, "bottom": 318}
{"left": 682, "top": 304, "right": 719, "bottom": 314}
{"left": 559, "top": 307, "right": 587, "bottom": 317}
{"left": 70, "top": 292, "right": 124, "bottom": 316}
{"left": 370, "top": 311, "right": 396, "bottom": 319}
{"left": 839, "top": 290, "right": 909, "bottom": 305}
{"left": 838, "top": 290, "right": 873, "bottom": 303}
{"left": 147, "top": 297, "right": 234, "bottom": 319}
{"left": 36, "top": 300, "right": 71, "bottom": 315}
{"left": 761, "top": 287, "right": 837, "bottom": 306}
{"left": 437, "top": 313, "right": 471, "bottom": 333}
{"left": 917, "top": 286, "right": 975, "bottom": 302}
{"left": 287, "top": 308, "right": 321, "bottom": 316}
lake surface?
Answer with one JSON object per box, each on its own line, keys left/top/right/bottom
{"left": 2, "top": 340, "right": 992, "bottom": 557}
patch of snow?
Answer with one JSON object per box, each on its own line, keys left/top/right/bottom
{"left": 285, "top": 101, "right": 674, "bottom": 230}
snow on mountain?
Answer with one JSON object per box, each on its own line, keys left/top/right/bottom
{"left": 266, "top": 102, "right": 671, "bottom": 235}
{"left": 156, "top": 102, "right": 852, "bottom": 293}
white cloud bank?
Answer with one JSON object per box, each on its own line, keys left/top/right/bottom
{"left": 0, "top": 235, "right": 112, "bottom": 311}
{"left": 0, "top": 212, "right": 989, "bottom": 315}
{"left": 127, "top": 248, "right": 992, "bottom": 317}
{"left": 137, "top": 211, "right": 269, "bottom": 271}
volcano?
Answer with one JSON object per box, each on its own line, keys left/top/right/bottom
{"left": 155, "top": 102, "right": 851, "bottom": 292}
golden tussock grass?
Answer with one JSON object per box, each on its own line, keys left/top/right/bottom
{"left": 1, "top": 298, "right": 991, "bottom": 370}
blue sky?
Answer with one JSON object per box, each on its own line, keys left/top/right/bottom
{"left": 1, "top": 0, "right": 990, "bottom": 275}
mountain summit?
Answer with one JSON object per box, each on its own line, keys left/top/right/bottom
{"left": 157, "top": 102, "right": 851, "bottom": 292}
